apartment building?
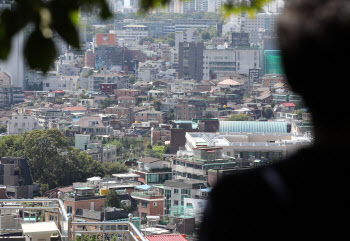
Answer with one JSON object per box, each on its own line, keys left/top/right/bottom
{"left": 131, "top": 186, "right": 164, "bottom": 218}
{"left": 203, "top": 48, "right": 260, "bottom": 79}
{"left": 134, "top": 110, "right": 165, "bottom": 124}
{"left": 74, "top": 116, "right": 114, "bottom": 136}
{"left": 133, "top": 157, "right": 172, "bottom": 185}
{"left": 0, "top": 85, "right": 25, "bottom": 108}
{"left": 163, "top": 179, "right": 207, "bottom": 216}
{"left": 0, "top": 157, "right": 39, "bottom": 199}
{"left": 184, "top": 131, "right": 312, "bottom": 166}
{"left": 178, "top": 42, "right": 204, "bottom": 81}
{"left": 6, "top": 115, "right": 39, "bottom": 135}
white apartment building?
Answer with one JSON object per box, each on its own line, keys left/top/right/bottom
{"left": 175, "top": 28, "right": 201, "bottom": 50}
{"left": 113, "top": 25, "right": 148, "bottom": 47}
{"left": 6, "top": 115, "right": 39, "bottom": 135}
{"left": 43, "top": 75, "right": 79, "bottom": 91}
{"left": 243, "top": 13, "right": 280, "bottom": 33}
{"left": 203, "top": 48, "right": 259, "bottom": 79}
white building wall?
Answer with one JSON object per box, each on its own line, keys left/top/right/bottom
{"left": 0, "top": 32, "right": 25, "bottom": 88}
{"left": 7, "top": 115, "right": 39, "bottom": 135}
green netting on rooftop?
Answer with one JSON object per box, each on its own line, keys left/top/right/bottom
{"left": 170, "top": 205, "right": 196, "bottom": 218}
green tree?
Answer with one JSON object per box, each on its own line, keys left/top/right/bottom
{"left": 0, "top": 134, "right": 24, "bottom": 158}
{"left": 207, "top": 25, "right": 218, "bottom": 38}
{"left": 205, "top": 113, "right": 215, "bottom": 118}
{"left": 102, "top": 162, "right": 128, "bottom": 177}
{"left": 153, "top": 99, "right": 161, "bottom": 111}
{"left": 104, "top": 189, "right": 121, "bottom": 208}
{"left": 263, "top": 108, "right": 274, "bottom": 119}
{"left": 4, "top": 129, "right": 106, "bottom": 189}
{"left": 226, "top": 114, "right": 249, "bottom": 121}
{"left": 139, "top": 36, "right": 155, "bottom": 45}
{"left": 294, "top": 109, "right": 305, "bottom": 120}
{"left": 201, "top": 32, "right": 211, "bottom": 41}
{"left": 22, "top": 129, "right": 69, "bottom": 185}
{"left": 40, "top": 183, "right": 49, "bottom": 197}
{"left": 129, "top": 74, "right": 136, "bottom": 85}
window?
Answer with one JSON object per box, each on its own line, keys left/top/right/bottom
{"left": 174, "top": 189, "right": 179, "bottom": 194}
{"left": 153, "top": 202, "right": 157, "bottom": 207}
{"left": 67, "top": 206, "right": 72, "bottom": 214}
{"left": 174, "top": 200, "right": 179, "bottom": 205}
{"left": 142, "top": 202, "right": 148, "bottom": 207}
{"left": 90, "top": 202, "right": 94, "bottom": 210}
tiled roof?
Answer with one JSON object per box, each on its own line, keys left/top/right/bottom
{"left": 137, "top": 157, "right": 161, "bottom": 163}
{"left": 218, "top": 79, "right": 241, "bottom": 86}
{"left": 63, "top": 106, "right": 87, "bottom": 111}
{"left": 146, "top": 235, "right": 187, "bottom": 241}
{"left": 74, "top": 116, "right": 105, "bottom": 127}
{"left": 281, "top": 102, "right": 296, "bottom": 107}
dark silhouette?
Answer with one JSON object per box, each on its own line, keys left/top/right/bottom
{"left": 199, "top": 0, "right": 349, "bottom": 240}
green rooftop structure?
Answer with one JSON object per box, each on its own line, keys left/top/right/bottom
{"left": 107, "top": 217, "right": 141, "bottom": 231}
{"left": 219, "top": 121, "right": 288, "bottom": 133}
{"left": 170, "top": 205, "right": 196, "bottom": 218}
{"left": 263, "top": 50, "right": 285, "bottom": 75}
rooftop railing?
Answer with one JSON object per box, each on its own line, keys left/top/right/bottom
{"left": 0, "top": 199, "right": 146, "bottom": 241}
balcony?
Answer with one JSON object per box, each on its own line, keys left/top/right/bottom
{"left": 0, "top": 199, "right": 146, "bottom": 241}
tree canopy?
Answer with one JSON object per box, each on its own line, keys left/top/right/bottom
{"left": 226, "top": 113, "right": 249, "bottom": 121}
{"left": 0, "top": 129, "right": 108, "bottom": 189}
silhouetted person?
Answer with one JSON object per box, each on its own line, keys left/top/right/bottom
{"left": 199, "top": 0, "right": 349, "bottom": 240}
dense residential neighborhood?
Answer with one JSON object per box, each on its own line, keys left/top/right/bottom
{"left": 0, "top": 1, "right": 314, "bottom": 241}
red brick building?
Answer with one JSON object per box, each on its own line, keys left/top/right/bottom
{"left": 131, "top": 190, "right": 164, "bottom": 218}
{"left": 115, "top": 89, "right": 142, "bottom": 98}
{"left": 99, "top": 83, "right": 118, "bottom": 94}
{"left": 95, "top": 33, "right": 117, "bottom": 46}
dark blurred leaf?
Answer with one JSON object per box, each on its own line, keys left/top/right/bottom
{"left": 24, "top": 29, "right": 57, "bottom": 73}
{"left": 49, "top": 0, "right": 80, "bottom": 49}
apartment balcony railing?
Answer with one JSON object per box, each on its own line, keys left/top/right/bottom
{"left": 0, "top": 199, "right": 146, "bottom": 241}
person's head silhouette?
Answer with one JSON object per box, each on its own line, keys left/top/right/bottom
{"left": 278, "top": 0, "right": 350, "bottom": 146}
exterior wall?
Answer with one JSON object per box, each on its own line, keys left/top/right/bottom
{"left": 115, "top": 89, "right": 141, "bottom": 98}
{"left": 170, "top": 129, "right": 200, "bottom": 154}
{"left": 142, "top": 160, "right": 171, "bottom": 171}
{"left": 133, "top": 197, "right": 164, "bottom": 217}
{"left": 203, "top": 49, "right": 236, "bottom": 80}
{"left": 178, "top": 42, "right": 204, "bottom": 81}
{"left": 64, "top": 198, "right": 106, "bottom": 216}
{"left": 236, "top": 49, "right": 260, "bottom": 75}
{"left": 6, "top": 115, "right": 39, "bottom": 135}
{"left": 134, "top": 111, "right": 164, "bottom": 123}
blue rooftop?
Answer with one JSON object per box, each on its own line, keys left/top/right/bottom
{"left": 135, "top": 185, "right": 153, "bottom": 190}
{"left": 219, "top": 121, "right": 287, "bottom": 133}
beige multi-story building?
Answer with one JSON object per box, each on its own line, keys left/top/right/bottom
{"left": 134, "top": 110, "right": 165, "bottom": 124}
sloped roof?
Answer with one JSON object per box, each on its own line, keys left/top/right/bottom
{"left": 218, "top": 79, "right": 241, "bottom": 86}
{"left": 63, "top": 106, "right": 87, "bottom": 111}
{"left": 137, "top": 157, "right": 161, "bottom": 163}
{"left": 146, "top": 234, "right": 187, "bottom": 241}
{"left": 281, "top": 102, "right": 296, "bottom": 107}
{"left": 74, "top": 116, "right": 105, "bottom": 127}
